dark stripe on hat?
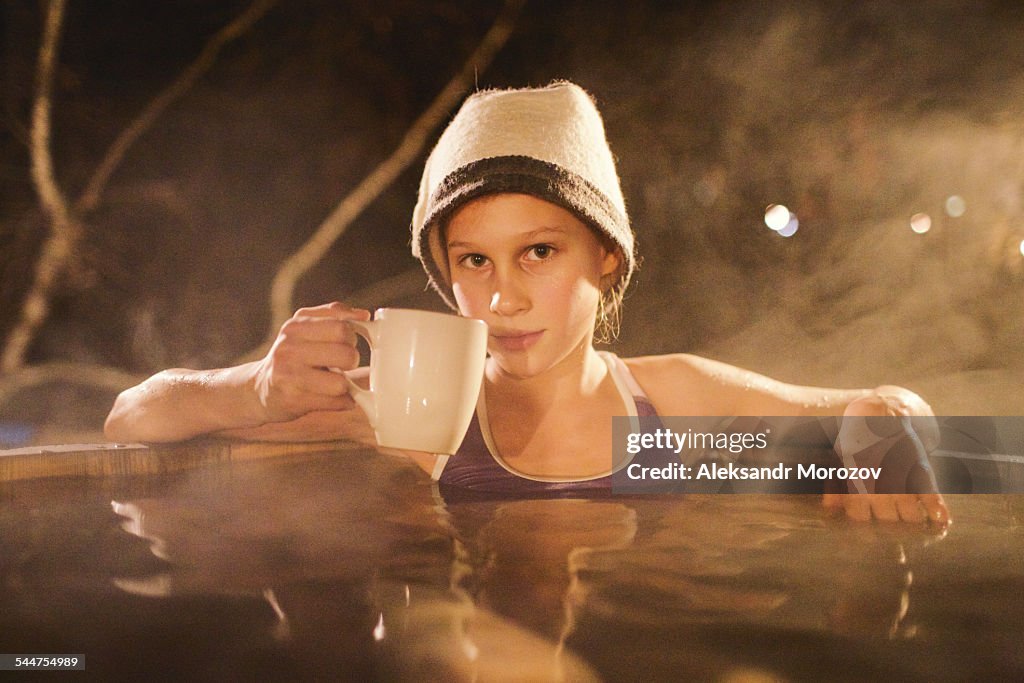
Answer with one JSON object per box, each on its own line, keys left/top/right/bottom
{"left": 425, "top": 155, "right": 628, "bottom": 249}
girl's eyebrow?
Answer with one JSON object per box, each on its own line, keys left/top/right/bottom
{"left": 447, "top": 226, "right": 567, "bottom": 250}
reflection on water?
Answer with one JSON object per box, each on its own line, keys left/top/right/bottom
{"left": 1, "top": 449, "right": 1023, "bottom": 681}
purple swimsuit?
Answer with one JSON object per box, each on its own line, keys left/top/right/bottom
{"left": 434, "top": 353, "right": 669, "bottom": 500}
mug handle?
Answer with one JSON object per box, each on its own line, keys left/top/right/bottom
{"left": 340, "top": 319, "right": 378, "bottom": 426}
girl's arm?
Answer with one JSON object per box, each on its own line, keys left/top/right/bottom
{"left": 624, "top": 354, "right": 950, "bottom": 526}
{"left": 625, "top": 353, "right": 872, "bottom": 417}
{"left": 105, "top": 362, "right": 272, "bottom": 442}
{"left": 104, "top": 303, "right": 370, "bottom": 443}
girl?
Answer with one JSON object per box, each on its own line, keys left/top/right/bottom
{"left": 104, "top": 82, "right": 949, "bottom": 525}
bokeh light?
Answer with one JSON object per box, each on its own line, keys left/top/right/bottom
{"left": 910, "top": 213, "right": 932, "bottom": 234}
{"left": 778, "top": 215, "right": 799, "bottom": 237}
{"left": 945, "top": 195, "right": 966, "bottom": 218}
{"left": 764, "top": 204, "right": 791, "bottom": 231}
{"left": 1019, "top": 239, "right": 1024, "bottom": 257}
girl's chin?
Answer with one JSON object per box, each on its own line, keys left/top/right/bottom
{"left": 487, "top": 353, "right": 548, "bottom": 380}
{"left": 485, "top": 329, "right": 595, "bottom": 380}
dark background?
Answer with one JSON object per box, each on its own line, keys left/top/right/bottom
{"left": 2, "top": 0, "right": 1023, "bottom": 442}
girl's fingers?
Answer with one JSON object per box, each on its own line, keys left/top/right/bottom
{"left": 822, "top": 493, "right": 952, "bottom": 527}
{"left": 894, "top": 495, "right": 926, "bottom": 524}
{"left": 277, "top": 370, "right": 355, "bottom": 414}
{"left": 841, "top": 495, "right": 873, "bottom": 522}
{"left": 920, "top": 493, "right": 951, "bottom": 528}
{"left": 867, "top": 495, "right": 900, "bottom": 522}
{"left": 291, "top": 364, "right": 356, "bottom": 398}
{"left": 281, "top": 304, "right": 371, "bottom": 344}
{"left": 293, "top": 340, "right": 361, "bottom": 372}
{"left": 282, "top": 318, "right": 361, "bottom": 344}
{"left": 294, "top": 302, "right": 370, "bottom": 319}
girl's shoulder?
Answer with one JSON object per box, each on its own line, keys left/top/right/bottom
{"left": 621, "top": 353, "right": 749, "bottom": 415}
{"left": 620, "top": 353, "right": 866, "bottom": 417}
{"left": 622, "top": 352, "right": 752, "bottom": 386}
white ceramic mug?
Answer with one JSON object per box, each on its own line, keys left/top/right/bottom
{"left": 343, "top": 308, "right": 488, "bottom": 454}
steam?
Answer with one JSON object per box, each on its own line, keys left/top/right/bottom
{"left": 596, "top": 2, "right": 1024, "bottom": 413}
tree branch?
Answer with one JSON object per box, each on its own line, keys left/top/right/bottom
{"left": 0, "top": 0, "right": 522, "bottom": 420}
{"left": 2, "top": 0, "right": 279, "bottom": 401}
{"left": 258, "top": 0, "right": 524, "bottom": 350}
{"left": 346, "top": 268, "right": 430, "bottom": 310}
{"left": 1, "top": 0, "right": 77, "bottom": 374}
{"left": 74, "top": 0, "right": 279, "bottom": 213}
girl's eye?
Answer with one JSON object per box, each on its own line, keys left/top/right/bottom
{"left": 525, "top": 244, "right": 555, "bottom": 261}
{"left": 459, "top": 254, "right": 489, "bottom": 269}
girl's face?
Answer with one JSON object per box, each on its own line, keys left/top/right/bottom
{"left": 446, "top": 193, "right": 620, "bottom": 379}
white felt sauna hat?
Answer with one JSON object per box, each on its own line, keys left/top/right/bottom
{"left": 411, "top": 81, "right": 635, "bottom": 310}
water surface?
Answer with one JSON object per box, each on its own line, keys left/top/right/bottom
{"left": 1, "top": 449, "right": 1022, "bottom": 681}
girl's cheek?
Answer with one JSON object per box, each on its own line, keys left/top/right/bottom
{"left": 453, "top": 281, "right": 486, "bottom": 316}
{"left": 566, "top": 278, "right": 603, "bottom": 320}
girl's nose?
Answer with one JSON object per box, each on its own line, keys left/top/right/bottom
{"left": 489, "top": 272, "right": 531, "bottom": 316}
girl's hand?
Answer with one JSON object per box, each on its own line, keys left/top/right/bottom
{"left": 823, "top": 492, "right": 951, "bottom": 528}
{"left": 250, "top": 302, "right": 371, "bottom": 423}
{"left": 216, "top": 396, "right": 376, "bottom": 444}
{"left": 824, "top": 390, "right": 951, "bottom": 527}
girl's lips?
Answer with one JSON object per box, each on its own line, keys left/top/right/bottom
{"left": 490, "top": 330, "right": 544, "bottom": 352}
